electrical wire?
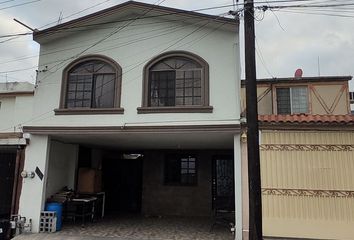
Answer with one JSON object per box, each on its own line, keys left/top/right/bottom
{"left": 0, "top": 19, "right": 209, "bottom": 74}
{"left": 0, "top": 0, "right": 40, "bottom": 11}
{"left": 0, "top": 0, "right": 317, "bottom": 39}
{"left": 276, "top": 8, "right": 354, "bottom": 18}
{"left": 35, "top": 0, "right": 174, "bottom": 84}
{"left": 0, "top": 12, "right": 227, "bottom": 132}
{"left": 0, "top": 0, "right": 14, "bottom": 5}
{"left": 38, "top": 0, "right": 112, "bottom": 29}
{"left": 39, "top": 16, "right": 220, "bottom": 88}
{"left": 262, "top": 2, "right": 354, "bottom": 9}
{"left": 0, "top": 21, "right": 191, "bottom": 65}
{"left": 255, "top": 37, "right": 274, "bottom": 78}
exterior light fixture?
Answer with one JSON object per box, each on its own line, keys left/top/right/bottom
{"left": 20, "top": 170, "right": 35, "bottom": 178}
{"left": 241, "top": 131, "right": 247, "bottom": 143}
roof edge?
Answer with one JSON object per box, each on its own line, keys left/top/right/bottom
{"left": 258, "top": 114, "right": 354, "bottom": 125}
{"left": 33, "top": 1, "right": 238, "bottom": 41}
{"left": 241, "top": 76, "right": 352, "bottom": 85}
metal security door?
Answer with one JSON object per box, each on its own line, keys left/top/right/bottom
{"left": 0, "top": 149, "right": 17, "bottom": 219}
{"left": 212, "top": 155, "right": 235, "bottom": 210}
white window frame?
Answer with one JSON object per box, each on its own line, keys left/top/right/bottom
{"left": 276, "top": 86, "right": 309, "bottom": 114}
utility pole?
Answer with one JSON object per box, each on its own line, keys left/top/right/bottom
{"left": 244, "top": 0, "right": 263, "bottom": 239}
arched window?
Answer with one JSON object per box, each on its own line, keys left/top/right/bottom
{"left": 139, "top": 51, "right": 212, "bottom": 113}
{"left": 56, "top": 55, "right": 123, "bottom": 115}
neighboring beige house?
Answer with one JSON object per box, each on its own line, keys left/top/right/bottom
{"left": 241, "top": 76, "right": 354, "bottom": 239}
{"left": 12, "top": 1, "right": 244, "bottom": 239}
{"left": 0, "top": 82, "right": 34, "bottom": 222}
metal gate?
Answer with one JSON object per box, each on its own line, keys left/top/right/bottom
{"left": 260, "top": 131, "right": 354, "bottom": 240}
{"left": 212, "top": 155, "right": 234, "bottom": 210}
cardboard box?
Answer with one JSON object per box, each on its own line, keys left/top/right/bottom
{"left": 77, "top": 168, "right": 102, "bottom": 193}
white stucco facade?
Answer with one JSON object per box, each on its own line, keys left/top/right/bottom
{"left": 29, "top": 13, "right": 240, "bottom": 128}
{"left": 0, "top": 82, "right": 34, "bottom": 133}
{"left": 16, "top": 2, "right": 243, "bottom": 238}
{"left": 18, "top": 135, "right": 51, "bottom": 232}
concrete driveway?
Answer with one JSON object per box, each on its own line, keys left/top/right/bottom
{"left": 12, "top": 216, "right": 234, "bottom": 240}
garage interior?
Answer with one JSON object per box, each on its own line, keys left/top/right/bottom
{"left": 43, "top": 132, "right": 236, "bottom": 239}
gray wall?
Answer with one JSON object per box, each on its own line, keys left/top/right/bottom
{"left": 142, "top": 150, "right": 225, "bottom": 217}
{"left": 46, "top": 140, "right": 78, "bottom": 198}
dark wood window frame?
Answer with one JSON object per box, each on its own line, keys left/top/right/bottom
{"left": 137, "top": 51, "right": 213, "bottom": 114}
{"left": 164, "top": 153, "right": 198, "bottom": 186}
{"left": 55, "top": 55, "right": 124, "bottom": 115}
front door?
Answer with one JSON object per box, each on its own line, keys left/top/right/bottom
{"left": 0, "top": 148, "right": 17, "bottom": 219}
{"left": 212, "top": 155, "right": 235, "bottom": 210}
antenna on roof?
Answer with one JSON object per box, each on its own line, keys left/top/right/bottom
{"left": 317, "top": 56, "right": 321, "bottom": 76}
{"left": 57, "top": 11, "right": 63, "bottom": 25}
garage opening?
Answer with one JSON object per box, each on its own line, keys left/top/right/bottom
{"left": 45, "top": 139, "right": 235, "bottom": 239}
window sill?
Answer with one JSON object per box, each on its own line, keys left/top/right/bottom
{"left": 137, "top": 106, "right": 213, "bottom": 114}
{"left": 54, "top": 108, "right": 124, "bottom": 115}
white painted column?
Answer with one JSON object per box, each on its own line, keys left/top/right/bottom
{"left": 18, "top": 135, "right": 51, "bottom": 233}
{"left": 234, "top": 133, "right": 243, "bottom": 240}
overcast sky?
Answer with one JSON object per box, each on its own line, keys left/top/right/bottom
{"left": 0, "top": 0, "right": 353, "bottom": 90}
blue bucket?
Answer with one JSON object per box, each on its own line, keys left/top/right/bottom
{"left": 45, "top": 202, "right": 63, "bottom": 231}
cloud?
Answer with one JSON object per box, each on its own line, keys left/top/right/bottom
{"left": 252, "top": 9, "right": 354, "bottom": 89}
{"left": 0, "top": 0, "right": 353, "bottom": 92}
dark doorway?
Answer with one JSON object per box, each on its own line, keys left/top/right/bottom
{"left": 212, "top": 155, "right": 235, "bottom": 211}
{"left": 0, "top": 148, "right": 17, "bottom": 219}
{"left": 102, "top": 155, "right": 143, "bottom": 215}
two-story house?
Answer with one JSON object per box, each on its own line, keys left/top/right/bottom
{"left": 241, "top": 76, "right": 354, "bottom": 240}
{"left": 15, "top": 1, "right": 244, "bottom": 239}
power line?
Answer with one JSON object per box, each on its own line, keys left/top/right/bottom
{"left": 76, "top": 15, "right": 229, "bottom": 97}
{"left": 262, "top": 2, "right": 354, "bottom": 9}
{"left": 38, "top": 0, "right": 111, "bottom": 29}
{"left": 2, "top": 0, "right": 354, "bottom": 73}
{"left": 0, "top": 0, "right": 14, "bottom": 5}
{"left": 39, "top": 16, "right": 219, "bottom": 88}
{"left": 276, "top": 8, "right": 354, "bottom": 18}
{"left": 255, "top": 37, "right": 274, "bottom": 78}
{"left": 40, "top": 14, "right": 227, "bottom": 106}
{"left": 0, "top": 32, "right": 32, "bottom": 38}
{"left": 1, "top": 1, "right": 178, "bottom": 74}
{"left": 0, "top": 21, "right": 190, "bottom": 64}
{"left": 34, "top": 0, "right": 173, "bottom": 84}
{"left": 0, "top": 0, "right": 40, "bottom": 11}
{"left": 0, "top": 11, "right": 227, "bottom": 133}
{"left": 0, "top": 0, "right": 315, "bottom": 39}
{"left": 0, "top": 19, "right": 209, "bottom": 74}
